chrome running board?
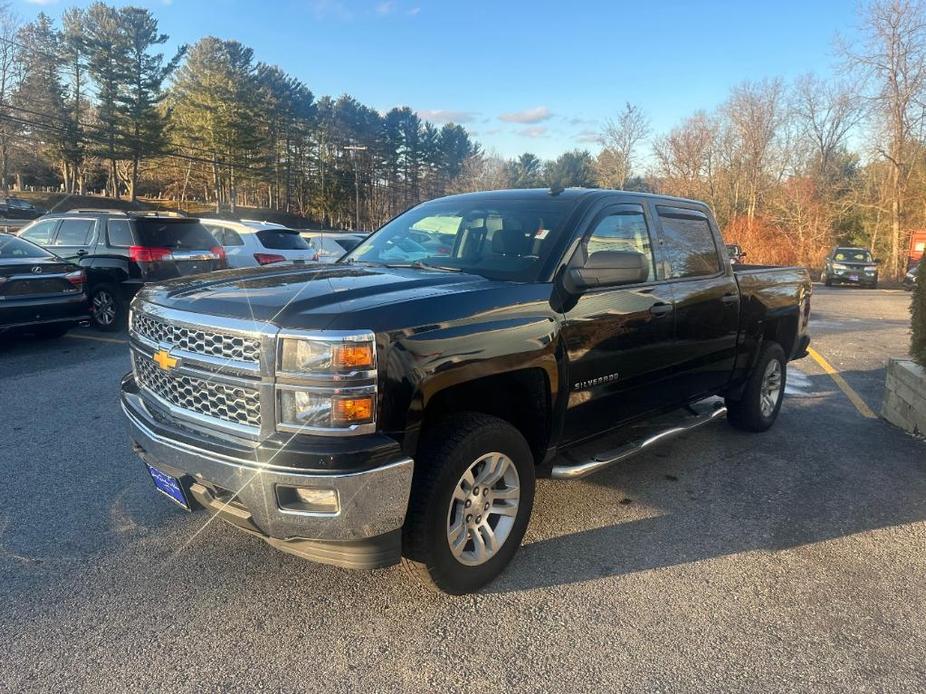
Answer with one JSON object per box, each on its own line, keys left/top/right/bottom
{"left": 551, "top": 404, "right": 727, "bottom": 480}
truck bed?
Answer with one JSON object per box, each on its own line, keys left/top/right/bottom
{"left": 733, "top": 264, "right": 812, "bottom": 361}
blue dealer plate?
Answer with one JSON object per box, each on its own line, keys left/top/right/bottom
{"left": 146, "top": 463, "right": 190, "bottom": 510}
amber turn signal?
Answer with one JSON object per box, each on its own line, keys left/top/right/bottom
{"left": 332, "top": 342, "right": 374, "bottom": 370}
{"left": 332, "top": 395, "right": 374, "bottom": 425}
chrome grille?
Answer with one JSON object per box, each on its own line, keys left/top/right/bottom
{"left": 133, "top": 352, "right": 261, "bottom": 428}
{"left": 131, "top": 312, "right": 261, "bottom": 364}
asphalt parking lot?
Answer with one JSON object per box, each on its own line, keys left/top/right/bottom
{"left": 1, "top": 286, "right": 924, "bottom": 692}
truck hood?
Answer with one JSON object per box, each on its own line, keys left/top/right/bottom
{"left": 136, "top": 262, "right": 500, "bottom": 329}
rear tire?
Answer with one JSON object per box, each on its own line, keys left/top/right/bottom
{"left": 401, "top": 413, "right": 535, "bottom": 594}
{"left": 726, "top": 341, "right": 786, "bottom": 433}
{"left": 90, "top": 284, "right": 124, "bottom": 332}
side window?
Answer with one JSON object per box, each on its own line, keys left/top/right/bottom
{"left": 107, "top": 219, "right": 134, "bottom": 247}
{"left": 586, "top": 211, "right": 655, "bottom": 282}
{"left": 20, "top": 219, "right": 58, "bottom": 245}
{"left": 223, "top": 229, "right": 244, "bottom": 246}
{"left": 656, "top": 210, "right": 721, "bottom": 279}
{"left": 54, "top": 219, "right": 96, "bottom": 246}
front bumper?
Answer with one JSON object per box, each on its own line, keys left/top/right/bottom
{"left": 830, "top": 271, "right": 877, "bottom": 285}
{"left": 122, "top": 378, "right": 413, "bottom": 569}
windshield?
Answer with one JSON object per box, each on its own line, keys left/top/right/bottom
{"left": 256, "top": 229, "right": 310, "bottom": 250}
{"left": 0, "top": 233, "right": 52, "bottom": 258}
{"left": 341, "top": 197, "right": 575, "bottom": 281}
{"left": 834, "top": 249, "right": 872, "bottom": 263}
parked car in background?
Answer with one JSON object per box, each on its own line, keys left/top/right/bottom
{"left": 297, "top": 231, "right": 366, "bottom": 263}
{"left": 821, "top": 247, "right": 879, "bottom": 288}
{"left": 0, "top": 197, "right": 46, "bottom": 220}
{"left": 725, "top": 243, "right": 746, "bottom": 264}
{"left": 0, "top": 233, "right": 89, "bottom": 338}
{"left": 122, "top": 188, "right": 811, "bottom": 594}
{"left": 203, "top": 219, "right": 316, "bottom": 268}
{"left": 904, "top": 264, "right": 919, "bottom": 291}
{"left": 18, "top": 210, "right": 226, "bottom": 331}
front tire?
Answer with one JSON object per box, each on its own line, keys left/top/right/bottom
{"left": 726, "top": 341, "right": 786, "bottom": 432}
{"left": 401, "top": 413, "right": 535, "bottom": 594}
{"left": 90, "top": 284, "right": 124, "bottom": 332}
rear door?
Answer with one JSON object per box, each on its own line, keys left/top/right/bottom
{"left": 652, "top": 204, "right": 739, "bottom": 401}
{"left": 133, "top": 218, "right": 225, "bottom": 279}
{"left": 560, "top": 202, "right": 677, "bottom": 443}
{"left": 49, "top": 217, "right": 98, "bottom": 263}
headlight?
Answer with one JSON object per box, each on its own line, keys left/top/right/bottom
{"left": 275, "top": 331, "right": 377, "bottom": 435}
{"left": 832, "top": 263, "right": 848, "bottom": 270}
{"left": 278, "top": 387, "right": 375, "bottom": 430}
{"left": 865, "top": 268, "right": 876, "bottom": 274}
{"left": 279, "top": 334, "right": 375, "bottom": 375}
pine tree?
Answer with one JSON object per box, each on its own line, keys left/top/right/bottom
{"left": 118, "top": 6, "right": 184, "bottom": 201}
{"left": 60, "top": 7, "right": 87, "bottom": 193}
{"left": 14, "top": 13, "right": 68, "bottom": 185}
{"left": 84, "top": 1, "right": 128, "bottom": 197}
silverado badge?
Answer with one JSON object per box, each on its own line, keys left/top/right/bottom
{"left": 153, "top": 349, "right": 179, "bottom": 372}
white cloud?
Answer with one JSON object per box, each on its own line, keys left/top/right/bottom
{"left": 520, "top": 126, "right": 549, "bottom": 139}
{"left": 417, "top": 109, "right": 479, "bottom": 124}
{"left": 376, "top": 1, "right": 396, "bottom": 14}
{"left": 25, "top": 0, "right": 59, "bottom": 5}
{"left": 576, "top": 129, "right": 601, "bottom": 144}
{"left": 407, "top": 6, "right": 421, "bottom": 15}
{"left": 307, "top": 0, "right": 353, "bottom": 21}
{"left": 499, "top": 106, "right": 553, "bottom": 124}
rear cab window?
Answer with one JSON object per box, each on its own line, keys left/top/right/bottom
{"left": 655, "top": 206, "right": 722, "bottom": 279}
{"left": 256, "top": 229, "right": 309, "bottom": 250}
{"left": 134, "top": 219, "right": 217, "bottom": 250}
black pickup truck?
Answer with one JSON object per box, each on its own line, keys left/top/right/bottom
{"left": 121, "top": 188, "right": 811, "bottom": 594}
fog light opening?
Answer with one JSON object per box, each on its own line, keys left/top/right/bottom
{"left": 277, "top": 485, "right": 340, "bottom": 515}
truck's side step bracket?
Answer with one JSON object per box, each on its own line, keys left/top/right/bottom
{"left": 551, "top": 403, "right": 727, "bottom": 480}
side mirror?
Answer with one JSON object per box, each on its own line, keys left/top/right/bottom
{"left": 740, "top": 251, "right": 747, "bottom": 258}
{"left": 565, "top": 250, "right": 649, "bottom": 292}
{"left": 874, "top": 258, "right": 882, "bottom": 264}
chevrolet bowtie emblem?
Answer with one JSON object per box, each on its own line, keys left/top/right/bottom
{"left": 153, "top": 349, "right": 179, "bottom": 372}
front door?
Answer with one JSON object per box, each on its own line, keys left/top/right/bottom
{"left": 50, "top": 217, "right": 99, "bottom": 264}
{"left": 560, "top": 203, "right": 677, "bottom": 444}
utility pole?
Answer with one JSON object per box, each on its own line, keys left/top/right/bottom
{"left": 344, "top": 145, "right": 367, "bottom": 231}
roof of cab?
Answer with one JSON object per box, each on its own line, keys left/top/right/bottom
{"left": 434, "top": 187, "right": 710, "bottom": 208}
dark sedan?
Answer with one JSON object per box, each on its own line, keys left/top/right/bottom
{"left": 0, "top": 197, "right": 46, "bottom": 220}
{"left": 904, "top": 265, "right": 919, "bottom": 291}
{"left": 821, "top": 247, "right": 880, "bottom": 288}
{"left": 0, "top": 233, "right": 90, "bottom": 338}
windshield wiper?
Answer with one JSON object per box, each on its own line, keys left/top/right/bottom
{"left": 383, "top": 260, "right": 461, "bottom": 272}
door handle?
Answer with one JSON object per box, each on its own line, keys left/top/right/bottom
{"left": 721, "top": 293, "right": 738, "bottom": 304}
{"left": 76, "top": 249, "right": 88, "bottom": 256}
{"left": 650, "top": 302, "right": 673, "bottom": 317}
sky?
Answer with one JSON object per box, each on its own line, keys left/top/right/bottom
{"left": 16, "top": 0, "right": 864, "bottom": 160}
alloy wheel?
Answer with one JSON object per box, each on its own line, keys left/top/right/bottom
{"left": 760, "top": 358, "right": 783, "bottom": 417}
{"left": 93, "top": 290, "right": 116, "bottom": 326}
{"left": 446, "top": 452, "right": 520, "bottom": 567}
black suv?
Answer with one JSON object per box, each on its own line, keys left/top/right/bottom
{"left": 18, "top": 210, "right": 226, "bottom": 330}
{"left": 821, "top": 247, "right": 879, "bottom": 288}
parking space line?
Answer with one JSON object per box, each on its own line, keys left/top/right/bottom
{"left": 64, "top": 332, "right": 128, "bottom": 345}
{"left": 806, "top": 347, "right": 878, "bottom": 419}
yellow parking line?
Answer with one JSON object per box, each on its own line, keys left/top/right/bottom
{"left": 64, "top": 332, "right": 127, "bottom": 345}
{"left": 806, "top": 347, "right": 878, "bottom": 419}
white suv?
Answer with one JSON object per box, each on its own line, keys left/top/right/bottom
{"left": 203, "top": 219, "right": 315, "bottom": 268}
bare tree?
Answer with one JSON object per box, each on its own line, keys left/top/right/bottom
{"left": 722, "top": 78, "right": 788, "bottom": 227}
{"left": 793, "top": 74, "right": 866, "bottom": 181}
{"left": 844, "top": 0, "right": 926, "bottom": 277}
{"left": 596, "top": 102, "right": 649, "bottom": 189}
{"left": 0, "top": 2, "right": 21, "bottom": 193}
